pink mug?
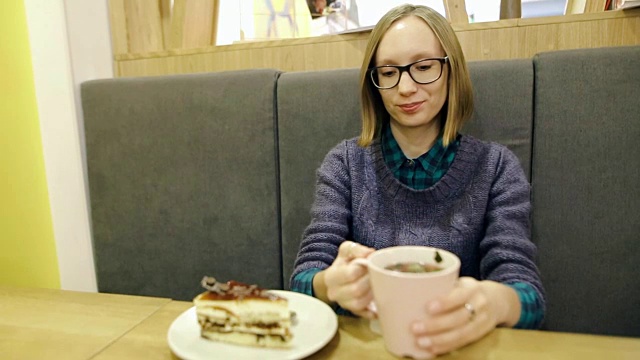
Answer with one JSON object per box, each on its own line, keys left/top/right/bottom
{"left": 352, "top": 246, "right": 460, "bottom": 360}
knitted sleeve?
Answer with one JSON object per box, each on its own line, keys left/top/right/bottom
{"left": 479, "top": 145, "right": 546, "bottom": 328}
{"left": 289, "top": 141, "right": 353, "bottom": 286}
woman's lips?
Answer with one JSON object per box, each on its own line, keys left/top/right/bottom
{"left": 398, "top": 101, "right": 424, "bottom": 113}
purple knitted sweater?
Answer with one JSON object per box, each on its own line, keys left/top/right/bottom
{"left": 291, "top": 135, "right": 545, "bottom": 303}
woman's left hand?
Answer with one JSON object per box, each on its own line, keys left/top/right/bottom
{"left": 410, "top": 277, "right": 520, "bottom": 356}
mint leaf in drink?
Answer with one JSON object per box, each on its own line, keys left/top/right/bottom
{"left": 434, "top": 250, "right": 443, "bottom": 263}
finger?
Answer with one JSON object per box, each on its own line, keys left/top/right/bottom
{"left": 421, "top": 309, "right": 495, "bottom": 356}
{"left": 344, "top": 273, "right": 371, "bottom": 298}
{"left": 325, "top": 256, "right": 369, "bottom": 289}
{"left": 341, "top": 287, "right": 374, "bottom": 316}
{"left": 352, "top": 308, "right": 377, "bottom": 319}
{"left": 414, "top": 290, "right": 490, "bottom": 336}
{"left": 350, "top": 242, "right": 375, "bottom": 259}
{"left": 342, "top": 261, "right": 369, "bottom": 283}
{"left": 330, "top": 272, "right": 371, "bottom": 306}
{"left": 412, "top": 303, "right": 475, "bottom": 336}
{"left": 352, "top": 308, "right": 377, "bottom": 320}
{"left": 337, "top": 241, "right": 374, "bottom": 261}
{"left": 336, "top": 241, "right": 357, "bottom": 263}
{"left": 324, "top": 265, "right": 355, "bottom": 295}
{"left": 428, "top": 277, "right": 478, "bottom": 315}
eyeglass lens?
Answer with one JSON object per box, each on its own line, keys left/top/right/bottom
{"left": 372, "top": 59, "right": 443, "bottom": 89}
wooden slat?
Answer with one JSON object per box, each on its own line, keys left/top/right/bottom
{"left": 500, "top": 0, "right": 522, "bottom": 19}
{"left": 159, "top": 0, "right": 172, "bottom": 48}
{"left": 181, "top": 0, "right": 216, "bottom": 48}
{"left": 566, "top": 0, "right": 609, "bottom": 14}
{"left": 585, "top": 0, "right": 608, "bottom": 12}
{"left": 108, "top": 0, "right": 129, "bottom": 55}
{"left": 168, "top": 0, "right": 186, "bottom": 49}
{"left": 169, "top": 0, "right": 220, "bottom": 49}
{"left": 566, "top": 0, "right": 587, "bottom": 14}
{"left": 211, "top": 0, "right": 220, "bottom": 46}
{"left": 123, "top": 0, "right": 164, "bottom": 53}
{"left": 443, "top": 0, "right": 469, "bottom": 25}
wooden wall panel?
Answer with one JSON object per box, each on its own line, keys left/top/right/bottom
{"left": 167, "top": 0, "right": 186, "bottom": 49}
{"left": 115, "top": 10, "right": 640, "bottom": 77}
{"left": 566, "top": 0, "right": 587, "bottom": 14}
{"left": 585, "top": 0, "right": 608, "bottom": 12}
{"left": 500, "top": 0, "right": 522, "bottom": 19}
{"left": 179, "top": 0, "right": 219, "bottom": 48}
{"left": 443, "top": 0, "right": 469, "bottom": 25}
{"left": 159, "top": 0, "right": 172, "bottom": 46}
{"left": 567, "top": 0, "right": 609, "bottom": 14}
{"left": 123, "top": 0, "right": 164, "bottom": 53}
{"left": 108, "top": 0, "right": 129, "bottom": 55}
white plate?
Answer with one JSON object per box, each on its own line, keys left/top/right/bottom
{"left": 167, "top": 290, "right": 338, "bottom": 360}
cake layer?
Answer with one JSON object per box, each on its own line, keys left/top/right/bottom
{"left": 194, "top": 296, "right": 290, "bottom": 320}
{"left": 201, "top": 328, "right": 292, "bottom": 348}
{"left": 195, "top": 305, "right": 289, "bottom": 323}
{"left": 197, "top": 312, "right": 291, "bottom": 336}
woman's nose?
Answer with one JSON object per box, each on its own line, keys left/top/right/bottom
{"left": 397, "top": 71, "right": 417, "bottom": 95}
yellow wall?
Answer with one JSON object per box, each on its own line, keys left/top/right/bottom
{"left": 0, "top": 1, "right": 60, "bottom": 288}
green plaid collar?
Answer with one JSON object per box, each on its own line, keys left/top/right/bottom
{"left": 381, "top": 123, "right": 460, "bottom": 190}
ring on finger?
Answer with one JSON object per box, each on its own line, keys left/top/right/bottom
{"left": 464, "top": 302, "right": 476, "bottom": 322}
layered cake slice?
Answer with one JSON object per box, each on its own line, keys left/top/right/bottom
{"left": 194, "top": 276, "right": 293, "bottom": 348}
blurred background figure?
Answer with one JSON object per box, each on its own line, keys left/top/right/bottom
{"left": 252, "top": 0, "right": 312, "bottom": 40}
{"left": 308, "top": 0, "right": 360, "bottom": 35}
{"left": 265, "top": 0, "right": 298, "bottom": 38}
{"left": 307, "top": 0, "right": 333, "bottom": 18}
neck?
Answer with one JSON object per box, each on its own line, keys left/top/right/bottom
{"left": 389, "top": 120, "right": 441, "bottom": 159}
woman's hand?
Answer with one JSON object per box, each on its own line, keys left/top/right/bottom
{"left": 314, "top": 241, "right": 375, "bottom": 318}
{"left": 410, "top": 277, "right": 521, "bottom": 356}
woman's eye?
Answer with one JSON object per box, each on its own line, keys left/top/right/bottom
{"left": 380, "top": 69, "right": 397, "bottom": 77}
{"left": 415, "top": 65, "right": 432, "bottom": 71}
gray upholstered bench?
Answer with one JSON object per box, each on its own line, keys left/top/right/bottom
{"left": 81, "top": 45, "right": 639, "bottom": 337}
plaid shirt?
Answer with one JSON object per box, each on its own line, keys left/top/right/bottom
{"left": 381, "top": 124, "right": 460, "bottom": 189}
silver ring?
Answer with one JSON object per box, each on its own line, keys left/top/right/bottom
{"left": 464, "top": 303, "right": 476, "bottom": 322}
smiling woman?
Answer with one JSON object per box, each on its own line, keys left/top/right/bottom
{"left": 371, "top": 16, "right": 452, "bottom": 154}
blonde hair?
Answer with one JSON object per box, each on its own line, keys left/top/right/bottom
{"left": 357, "top": 4, "right": 474, "bottom": 147}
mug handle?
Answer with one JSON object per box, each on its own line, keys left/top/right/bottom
{"left": 350, "top": 258, "right": 378, "bottom": 314}
{"left": 351, "top": 258, "right": 381, "bottom": 334}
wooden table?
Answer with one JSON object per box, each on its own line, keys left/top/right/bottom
{"left": 0, "top": 286, "right": 170, "bottom": 359}
{"left": 2, "top": 287, "right": 639, "bottom": 359}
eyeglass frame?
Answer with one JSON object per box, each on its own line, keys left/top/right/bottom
{"left": 369, "top": 56, "right": 449, "bottom": 90}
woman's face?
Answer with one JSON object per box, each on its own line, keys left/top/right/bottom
{"left": 374, "top": 16, "right": 448, "bottom": 134}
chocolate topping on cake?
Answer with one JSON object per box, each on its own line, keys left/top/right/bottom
{"left": 201, "top": 276, "right": 229, "bottom": 293}
{"left": 200, "top": 276, "right": 282, "bottom": 301}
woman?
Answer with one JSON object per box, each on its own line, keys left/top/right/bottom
{"left": 290, "top": 4, "right": 545, "bottom": 355}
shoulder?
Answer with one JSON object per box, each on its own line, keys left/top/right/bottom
{"left": 457, "top": 135, "right": 528, "bottom": 190}
{"left": 459, "top": 135, "right": 523, "bottom": 171}
{"left": 323, "top": 137, "right": 368, "bottom": 162}
{"left": 459, "top": 134, "right": 509, "bottom": 155}
{"left": 319, "top": 137, "right": 368, "bottom": 172}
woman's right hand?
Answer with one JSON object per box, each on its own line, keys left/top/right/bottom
{"left": 320, "top": 241, "right": 376, "bottom": 318}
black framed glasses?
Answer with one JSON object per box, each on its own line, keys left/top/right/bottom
{"left": 369, "top": 57, "right": 448, "bottom": 90}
